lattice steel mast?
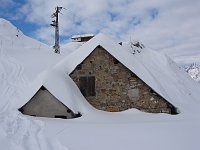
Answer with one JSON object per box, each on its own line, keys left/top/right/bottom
{"left": 51, "top": 6, "right": 63, "bottom": 54}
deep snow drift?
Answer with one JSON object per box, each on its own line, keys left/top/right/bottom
{"left": 0, "top": 18, "right": 69, "bottom": 150}
{"left": 1, "top": 18, "right": 200, "bottom": 150}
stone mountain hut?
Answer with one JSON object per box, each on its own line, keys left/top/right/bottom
{"left": 19, "top": 33, "right": 190, "bottom": 118}
{"left": 70, "top": 45, "right": 177, "bottom": 114}
{"left": 67, "top": 34, "right": 178, "bottom": 114}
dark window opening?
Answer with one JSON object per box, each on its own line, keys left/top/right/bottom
{"left": 79, "top": 76, "right": 95, "bottom": 97}
{"left": 55, "top": 115, "right": 67, "bottom": 119}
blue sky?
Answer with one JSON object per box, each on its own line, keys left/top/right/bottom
{"left": 0, "top": 0, "right": 38, "bottom": 37}
{"left": 0, "top": 0, "right": 200, "bottom": 64}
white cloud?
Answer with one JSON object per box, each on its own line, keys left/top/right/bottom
{"left": 34, "top": 26, "right": 54, "bottom": 46}
{"left": 17, "top": 0, "right": 200, "bottom": 65}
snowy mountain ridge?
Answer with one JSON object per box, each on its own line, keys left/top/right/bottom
{"left": 0, "top": 18, "right": 49, "bottom": 50}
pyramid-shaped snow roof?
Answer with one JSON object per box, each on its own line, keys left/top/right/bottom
{"left": 55, "top": 33, "right": 200, "bottom": 113}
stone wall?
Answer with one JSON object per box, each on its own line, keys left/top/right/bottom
{"left": 70, "top": 46, "right": 176, "bottom": 114}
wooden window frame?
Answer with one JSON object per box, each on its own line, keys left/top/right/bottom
{"left": 79, "top": 76, "right": 96, "bottom": 97}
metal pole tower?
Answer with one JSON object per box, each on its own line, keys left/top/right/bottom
{"left": 51, "top": 6, "right": 63, "bottom": 54}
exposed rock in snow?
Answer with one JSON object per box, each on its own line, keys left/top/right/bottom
{"left": 185, "top": 63, "right": 200, "bottom": 82}
{"left": 121, "top": 40, "right": 145, "bottom": 54}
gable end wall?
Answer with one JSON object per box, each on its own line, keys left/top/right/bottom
{"left": 70, "top": 46, "right": 175, "bottom": 113}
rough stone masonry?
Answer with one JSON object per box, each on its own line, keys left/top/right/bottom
{"left": 70, "top": 46, "right": 177, "bottom": 114}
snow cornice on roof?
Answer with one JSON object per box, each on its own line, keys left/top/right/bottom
{"left": 71, "top": 34, "right": 94, "bottom": 39}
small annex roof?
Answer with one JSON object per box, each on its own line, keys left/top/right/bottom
{"left": 15, "top": 68, "right": 95, "bottom": 114}
{"left": 71, "top": 34, "right": 94, "bottom": 39}
{"left": 56, "top": 33, "right": 200, "bottom": 113}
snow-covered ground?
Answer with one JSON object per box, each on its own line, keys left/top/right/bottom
{"left": 0, "top": 18, "right": 69, "bottom": 150}
{"left": 1, "top": 18, "right": 200, "bottom": 150}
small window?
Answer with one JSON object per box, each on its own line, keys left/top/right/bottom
{"left": 79, "top": 76, "right": 95, "bottom": 97}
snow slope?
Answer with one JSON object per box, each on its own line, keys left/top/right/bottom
{"left": 42, "top": 114, "right": 200, "bottom": 150}
{"left": 0, "top": 18, "right": 69, "bottom": 150}
{"left": 60, "top": 41, "right": 84, "bottom": 55}
{"left": 161, "top": 41, "right": 200, "bottom": 67}
{"left": 1, "top": 18, "right": 200, "bottom": 150}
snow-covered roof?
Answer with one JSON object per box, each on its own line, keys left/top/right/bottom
{"left": 56, "top": 33, "right": 200, "bottom": 113}
{"left": 71, "top": 34, "right": 94, "bottom": 39}
{"left": 2, "top": 19, "right": 200, "bottom": 114}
